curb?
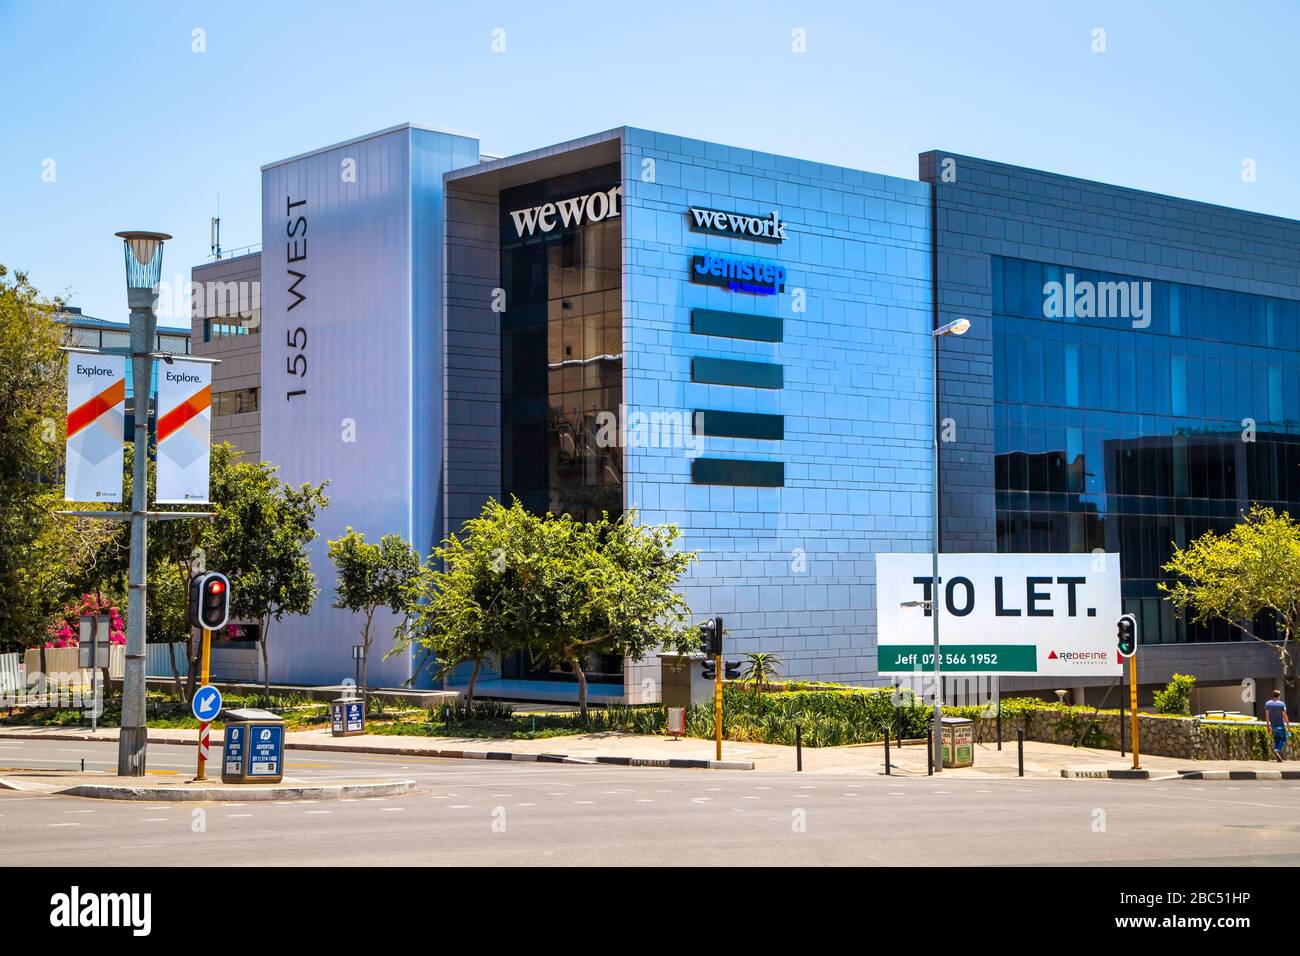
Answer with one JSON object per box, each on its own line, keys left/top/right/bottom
{"left": 39, "top": 779, "right": 418, "bottom": 802}
{"left": 0, "top": 730, "right": 756, "bottom": 772}
{"left": 1061, "top": 768, "right": 1151, "bottom": 779}
{"left": 1176, "top": 769, "right": 1300, "bottom": 781}
{"left": 287, "top": 740, "right": 754, "bottom": 771}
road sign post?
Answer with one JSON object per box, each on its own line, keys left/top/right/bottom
{"left": 78, "top": 615, "right": 111, "bottom": 733}
{"left": 192, "top": 681, "right": 223, "bottom": 781}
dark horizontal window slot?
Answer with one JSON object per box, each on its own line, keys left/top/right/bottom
{"left": 693, "top": 410, "right": 784, "bottom": 441}
{"left": 691, "top": 309, "right": 783, "bottom": 342}
{"left": 691, "top": 458, "right": 785, "bottom": 487}
{"left": 692, "top": 357, "right": 783, "bottom": 389}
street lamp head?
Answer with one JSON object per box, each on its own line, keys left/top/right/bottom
{"left": 114, "top": 231, "right": 172, "bottom": 291}
{"left": 934, "top": 317, "right": 971, "bottom": 338}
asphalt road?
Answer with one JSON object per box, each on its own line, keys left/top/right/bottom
{"left": 4, "top": 738, "right": 1300, "bottom": 865}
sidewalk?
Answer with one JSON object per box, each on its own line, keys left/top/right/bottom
{"left": 5, "top": 723, "right": 1294, "bottom": 779}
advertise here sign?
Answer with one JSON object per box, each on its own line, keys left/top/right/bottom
{"left": 64, "top": 355, "right": 125, "bottom": 503}
{"left": 875, "top": 552, "right": 1123, "bottom": 677}
{"left": 155, "top": 360, "right": 212, "bottom": 504}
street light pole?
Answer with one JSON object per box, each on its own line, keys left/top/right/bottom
{"left": 115, "top": 231, "right": 170, "bottom": 777}
{"left": 929, "top": 317, "right": 970, "bottom": 773}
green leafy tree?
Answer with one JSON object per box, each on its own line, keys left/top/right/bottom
{"left": 395, "top": 499, "right": 531, "bottom": 703}
{"left": 0, "top": 266, "right": 66, "bottom": 651}
{"left": 95, "top": 442, "right": 327, "bottom": 702}
{"left": 216, "top": 467, "right": 328, "bottom": 701}
{"left": 512, "top": 501, "right": 698, "bottom": 719}
{"left": 1161, "top": 505, "right": 1300, "bottom": 711}
{"left": 401, "top": 499, "right": 699, "bottom": 718}
{"left": 1152, "top": 673, "right": 1196, "bottom": 716}
{"left": 328, "top": 528, "right": 423, "bottom": 706}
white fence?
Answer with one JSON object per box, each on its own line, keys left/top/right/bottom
{"left": 0, "top": 652, "right": 20, "bottom": 694}
{"left": 23, "top": 645, "right": 124, "bottom": 681}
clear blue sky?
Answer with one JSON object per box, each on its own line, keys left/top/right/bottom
{"left": 2, "top": 0, "right": 1297, "bottom": 323}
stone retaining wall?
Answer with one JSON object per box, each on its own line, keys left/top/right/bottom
{"left": 970, "top": 709, "right": 1300, "bottom": 761}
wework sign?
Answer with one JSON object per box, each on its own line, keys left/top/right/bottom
{"left": 688, "top": 207, "right": 787, "bottom": 243}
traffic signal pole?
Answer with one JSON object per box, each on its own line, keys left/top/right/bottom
{"left": 1129, "top": 652, "right": 1140, "bottom": 771}
{"left": 195, "top": 627, "right": 212, "bottom": 780}
{"left": 714, "top": 651, "right": 723, "bottom": 761}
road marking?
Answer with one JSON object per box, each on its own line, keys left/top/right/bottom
{"left": 449, "top": 804, "right": 470, "bottom": 809}
{"left": 141, "top": 818, "right": 167, "bottom": 822}
{"left": 379, "top": 807, "right": 405, "bottom": 812}
{"left": 226, "top": 814, "right": 253, "bottom": 818}
{"left": 574, "top": 800, "right": 595, "bottom": 805}
{"left": 305, "top": 810, "right": 331, "bottom": 815}
{"left": 64, "top": 809, "right": 95, "bottom": 814}
{"left": 635, "top": 799, "right": 653, "bottom": 803}
{"left": 515, "top": 803, "right": 537, "bottom": 807}
{"left": 48, "top": 822, "right": 80, "bottom": 827}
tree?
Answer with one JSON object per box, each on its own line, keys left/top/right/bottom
{"left": 213, "top": 465, "right": 328, "bottom": 702}
{"left": 0, "top": 266, "right": 67, "bottom": 652}
{"left": 328, "top": 529, "right": 423, "bottom": 708}
{"left": 556, "top": 508, "right": 699, "bottom": 718}
{"left": 395, "top": 498, "right": 532, "bottom": 703}
{"left": 1161, "top": 505, "right": 1300, "bottom": 712}
{"left": 493, "top": 500, "right": 698, "bottom": 719}
{"left": 93, "top": 442, "right": 326, "bottom": 702}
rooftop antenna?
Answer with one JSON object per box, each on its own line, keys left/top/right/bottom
{"left": 210, "top": 194, "right": 221, "bottom": 259}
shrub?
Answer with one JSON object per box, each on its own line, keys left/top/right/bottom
{"left": 1153, "top": 673, "right": 1196, "bottom": 716}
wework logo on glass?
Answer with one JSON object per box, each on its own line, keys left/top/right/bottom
{"left": 509, "top": 186, "right": 622, "bottom": 238}
{"left": 688, "top": 207, "right": 787, "bottom": 243}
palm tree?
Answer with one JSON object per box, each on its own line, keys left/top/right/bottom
{"left": 739, "top": 652, "right": 782, "bottom": 694}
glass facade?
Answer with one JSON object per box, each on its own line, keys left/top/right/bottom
{"left": 992, "top": 256, "right": 1300, "bottom": 644}
{"left": 497, "top": 164, "right": 624, "bottom": 684}
{"left": 499, "top": 163, "right": 623, "bottom": 523}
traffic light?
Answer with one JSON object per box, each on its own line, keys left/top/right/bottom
{"left": 724, "top": 660, "right": 742, "bottom": 680}
{"left": 700, "top": 657, "right": 716, "bottom": 680}
{"left": 698, "top": 617, "right": 722, "bottom": 657}
{"left": 1116, "top": 613, "right": 1137, "bottom": 658}
{"left": 188, "top": 571, "right": 231, "bottom": 631}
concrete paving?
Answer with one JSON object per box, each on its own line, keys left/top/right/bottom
{"left": 2, "top": 724, "right": 1293, "bottom": 780}
{"left": 4, "top": 737, "right": 1300, "bottom": 866}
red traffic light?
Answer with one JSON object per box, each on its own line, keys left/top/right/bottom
{"left": 206, "top": 579, "right": 225, "bottom": 596}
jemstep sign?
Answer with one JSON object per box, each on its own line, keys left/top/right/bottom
{"left": 875, "top": 552, "right": 1123, "bottom": 677}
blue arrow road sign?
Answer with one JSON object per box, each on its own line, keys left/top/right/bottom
{"left": 192, "top": 684, "right": 223, "bottom": 723}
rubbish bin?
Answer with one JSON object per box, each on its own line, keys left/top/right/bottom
{"left": 331, "top": 696, "right": 365, "bottom": 737}
{"left": 940, "top": 716, "right": 974, "bottom": 769}
{"left": 221, "top": 707, "right": 286, "bottom": 784}
{"left": 666, "top": 707, "right": 686, "bottom": 739}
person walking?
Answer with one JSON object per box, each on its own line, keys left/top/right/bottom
{"left": 1265, "top": 690, "right": 1290, "bottom": 762}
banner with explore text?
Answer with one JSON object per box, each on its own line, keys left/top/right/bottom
{"left": 155, "top": 359, "right": 212, "bottom": 504}
{"left": 64, "top": 354, "right": 125, "bottom": 503}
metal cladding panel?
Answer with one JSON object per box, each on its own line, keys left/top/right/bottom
{"left": 261, "top": 128, "right": 416, "bottom": 687}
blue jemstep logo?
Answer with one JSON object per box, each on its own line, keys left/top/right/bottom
{"left": 690, "top": 253, "right": 786, "bottom": 296}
